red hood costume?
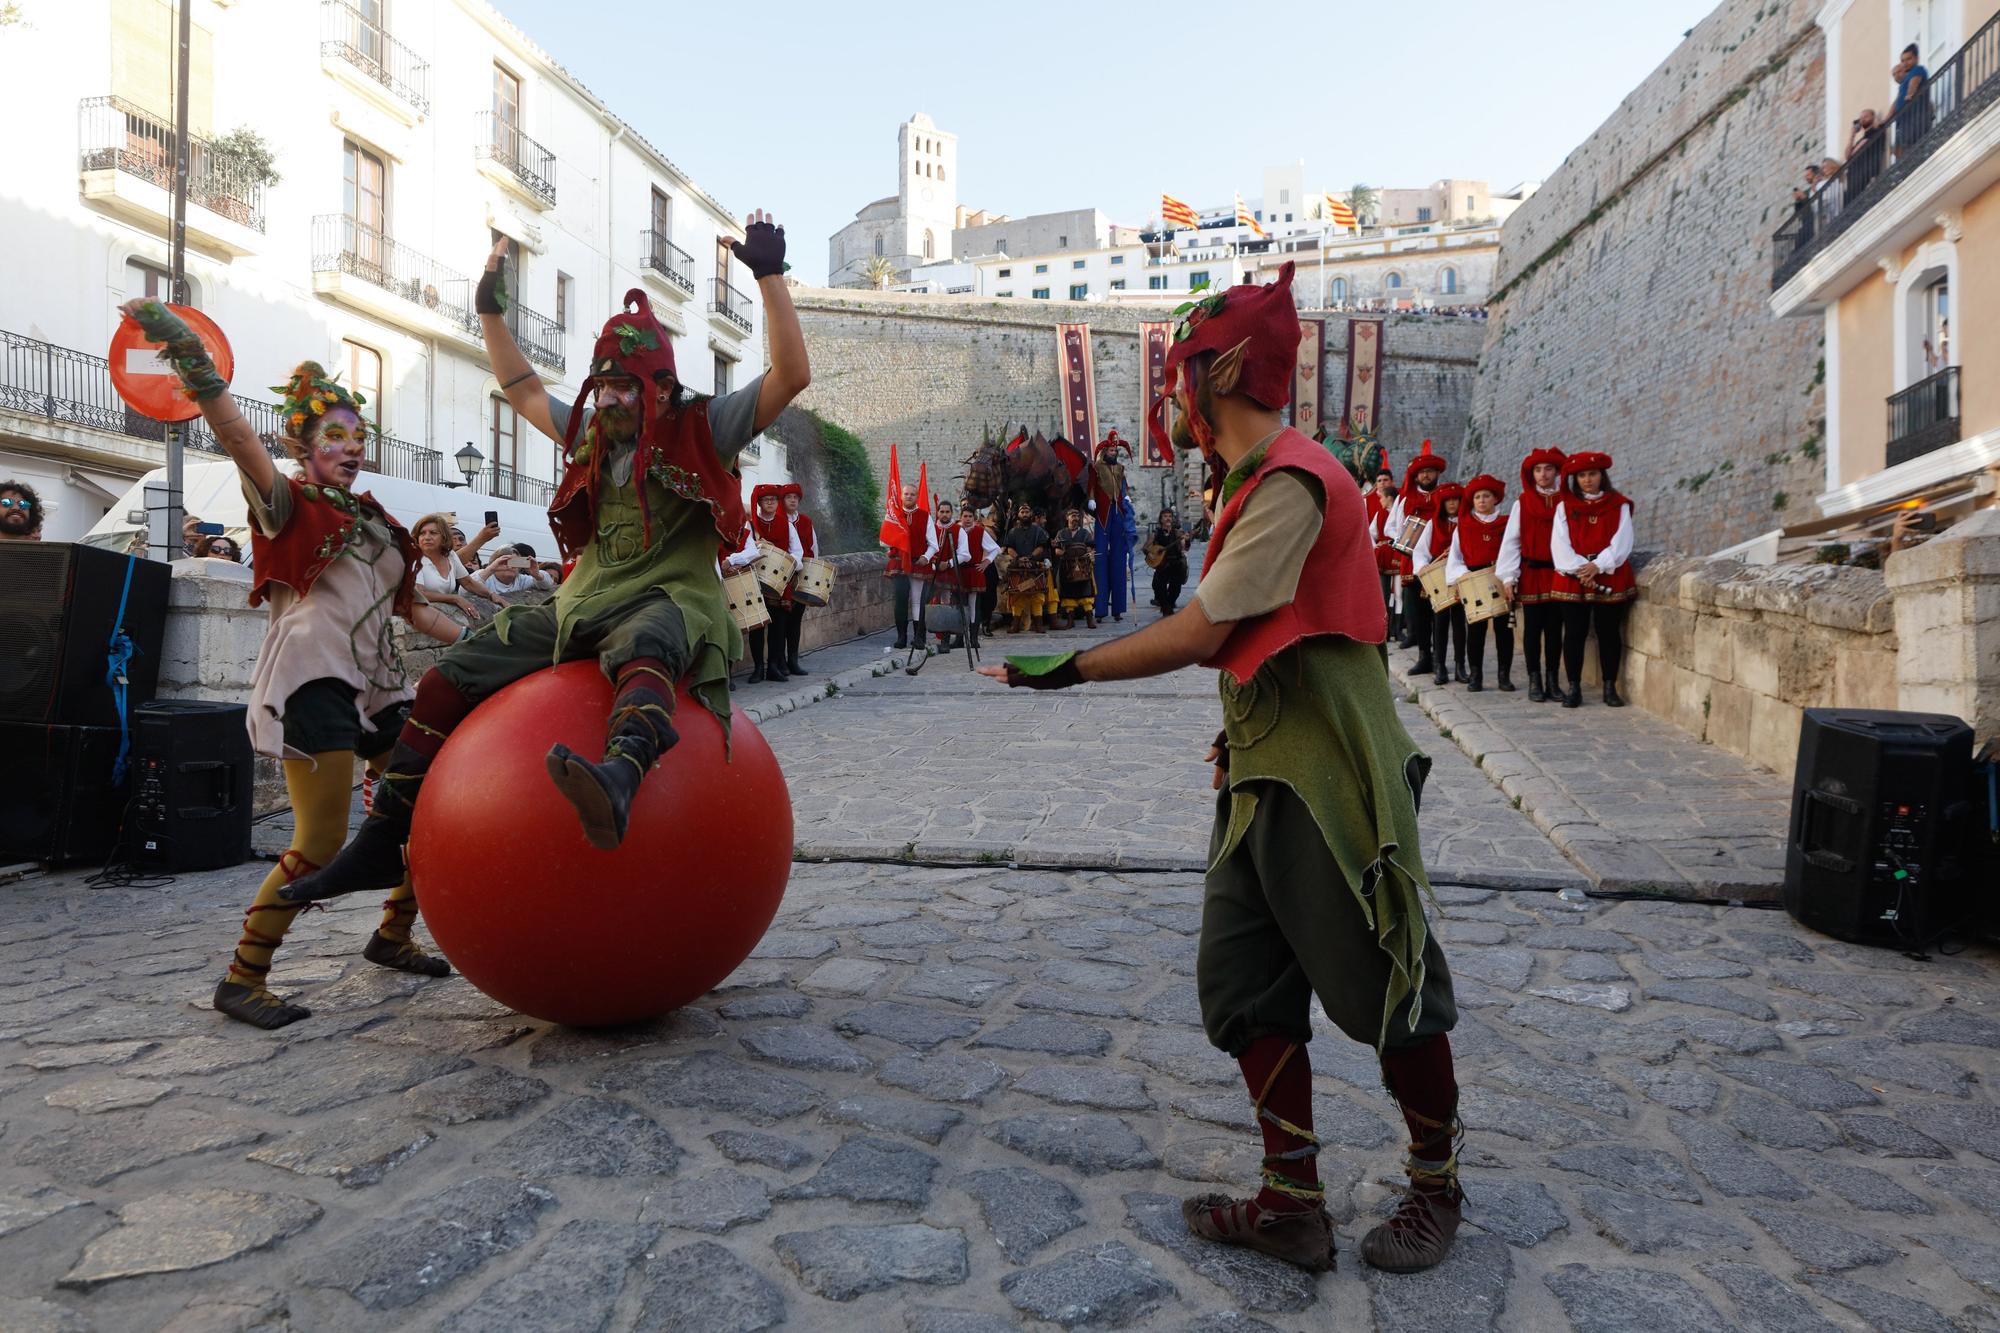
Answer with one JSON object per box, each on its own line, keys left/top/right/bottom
{"left": 1552, "top": 450, "right": 1636, "bottom": 602}
{"left": 1397, "top": 442, "right": 1448, "bottom": 519}
{"left": 1425, "top": 482, "right": 1463, "bottom": 561}
{"left": 748, "top": 484, "right": 789, "bottom": 547}
{"left": 781, "top": 483, "right": 816, "bottom": 558}
{"left": 1519, "top": 446, "right": 1566, "bottom": 494}
{"left": 547, "top": 290, "right": 745, "bottom": 560}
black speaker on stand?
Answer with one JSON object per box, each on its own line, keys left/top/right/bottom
{"left": 1784, "top": 708, "right": 1977, "bottom": 948}
{"left": 131, "top": 700, "right": 254, "bottom": 873}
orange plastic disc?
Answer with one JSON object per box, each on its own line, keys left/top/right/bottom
{"left": 109, "top": 304, "right": 234, "bottom": 422}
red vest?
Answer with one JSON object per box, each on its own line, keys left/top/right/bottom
{"left": 938, "top": 524, "right": 989, "bottom": 591}
{"left": 793, "top": 513, "right": 816, "bottom": 559}
{"left": 885, "top": 509, "right": 933, "bottom": 575}
{"left": 249, "top": 476, "right": 417, "bottom": 619}
{"left": 548, "top": 398, "right": 744, "bottom": 561}
{"left": 1426, "top": 513, "right": 1456, "bottom": 562}
{"left": 1554, "top": 492, "right": 1637, "bottom": 601}
{"left": 1201, "top": 428, "right": 1388, "bottom": 684}
{"left": 1456, "top": 510, "right": 1506, "bottom": 568}
{"left": 750, "top": 510, "right": 789, "bottom": 548}
{"left": 1516, "top": 488, "right": 1560, "bottom": 564}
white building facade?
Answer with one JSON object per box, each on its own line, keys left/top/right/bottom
{"left": 0, "top": 0, "right": 776, "bottom": 542}
{"left": 826, "top": 112, "right": 959, "bottom": 288}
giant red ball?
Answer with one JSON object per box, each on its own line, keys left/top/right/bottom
{"left": 408, "top": 661, "right": 792, "bottom": 1027}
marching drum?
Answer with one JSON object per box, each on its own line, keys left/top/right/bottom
{"left": 1059, "top": 546, "right": 1095, "bottom": 586}
{"left": 1389, "top": 515, "right": 1429, "bottom": 559}
{"left": 1417, "top": 555, "right": 1458, "bottom": 610}
{"left": 793, "top": 557, "right": 837, "bottom": 607}
{"left": 753, "top": 540, "right": 797, "bottom": 595}
{"left": 1004, "top": 559, "right": 1047, "bottom": 597}
{"left": 722, "top": 571, "right": 771, "bottom": 631}
{"left": 1457, "top": 568, "right": 1510, "bottom": 625}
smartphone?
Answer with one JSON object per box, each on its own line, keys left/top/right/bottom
{"left": 1908, "top": 512, "right": 1938, "bottom": 533}
{"left": 484, "top": 510, "right": 499, "bottom": 527}
{"left": 195, "top": 521, "right": 225, "bottom": 536}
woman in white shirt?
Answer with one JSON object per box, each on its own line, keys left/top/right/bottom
{"left": 410, "top": 513, "right": 493, "bottom": 625}
{"left": 1547, "top": 452, "right": 1637, "bottom": 708}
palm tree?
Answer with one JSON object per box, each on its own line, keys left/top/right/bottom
{"left": 1347, "top": 184, "right": 1380, "bottom": 227}
{"left": 863, "top": 256, "right": 896, "bottom": 290}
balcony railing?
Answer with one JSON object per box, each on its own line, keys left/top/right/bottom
{"left": 320, "top": 0, "right": 430, "bottom": 115}
{"left": 77, "top": 96, "right": 267, "bottom": 233}
{"left": 709, "top": 277, "right": 752, "bottom": 333}
{"left": 1886, "top": 365, "right": 1961, "bottom": 467}
{"left": 1774, "top": 11, "right": 2000, "bottom": 287}
{"left": 0, "top": 326, "right": 444, "bottom": 483}
{"left": 478, "top": 463, "right": 556, "bottom": 507}
{"left": 313, "top": 213, "right": 476, "bottom": 332}
{"left": 641, "top": 230, "right": 695, "bottom": 293}
{"left": 475, "top": 112, "right": 556, "bottom": 207}
{"left": 503, "top": 302, "right": 566, "bottom": 374}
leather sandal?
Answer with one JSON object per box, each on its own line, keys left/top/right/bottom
{"left": 1182, "top": 1194, "right": 1337, "bottom": 1272}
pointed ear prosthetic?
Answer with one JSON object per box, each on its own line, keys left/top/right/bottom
{"left": 1209, "top": 338, "right": 1253, "bottom": 397}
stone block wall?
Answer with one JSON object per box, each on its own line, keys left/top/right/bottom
{"left": 1463, "top": 0, "right": 1830, "bottom": 554}
{"left": 789, "top": 289, "right": 1485, "bottom": 510}
{"left": 1612, "top": 556, "right": 1898, "bottom": 773}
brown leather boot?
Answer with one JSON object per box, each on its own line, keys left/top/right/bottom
{"left": 1361, "top": 1178, "right": 1463, "bottom": 1272}
{"left": 1183, "top": 1195, "right": 1337, "bottom": 1272}
{"left": 1085, "top": 612, "right": 1098, "bottom": 628}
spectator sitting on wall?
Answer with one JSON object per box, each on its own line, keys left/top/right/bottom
{"left": 0, "top": 479, "right": 45, "bottom": 541}
{"left": 197, "top": 534, "right": 243, "bottom": 562}
{"left": 411, "top": 511, "right": 492, "bottom": 623}
{"left": 483, "top": 542, "right": 555, "bottom": 597}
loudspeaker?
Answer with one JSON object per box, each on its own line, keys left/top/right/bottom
{"left": 1785, "top": 708, "right": 1976, "bottom": 946}
{"left": 0, "top": 542, "right": 170, "bottom": 727}
{"left": 0, "top": 723, "right": 129, "bottom": 867}
{"left": 130, "top": 699, "right": 254, "bottom": 873}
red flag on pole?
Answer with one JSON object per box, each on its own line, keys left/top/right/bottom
{"left": 914, "top": 461, "right": 932, "bottom": 517}
{"left": 878, "top": 442, "right": 906, "bottom": 547}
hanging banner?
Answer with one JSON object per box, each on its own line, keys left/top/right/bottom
{"left": 1344, "top": 317, "right": 1385, "bottom": 436}
{"left": 1056, "top": 323, "right": 1098, "bottom": 450}
{"left": 1290, "top": 317, "right": 1325, "bottom": 436}
{"left": 1138, "top": 320, "right": 1173, "bottom": 467}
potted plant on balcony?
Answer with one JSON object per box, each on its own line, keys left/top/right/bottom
{"left": 209, "top": 126, "right": 281, "bottom": 227}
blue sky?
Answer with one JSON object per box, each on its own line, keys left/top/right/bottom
{"left": 493, "top": 1, "right": 1722, "bottom": 284}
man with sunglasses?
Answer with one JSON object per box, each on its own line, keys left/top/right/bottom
{"left": 0, "top": 481, "right": 44, "bottom": 541}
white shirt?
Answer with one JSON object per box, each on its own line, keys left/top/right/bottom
{"left": 485, "top": 565, "right": 553, "bottom": 595}
{"left": 414, "top": 551, "right": 470, "bottom": 595}
{"left": 1494, "top": 486, "right": 1559, "bottom": 586}
{"left": 1550, "top": 495, "right": 1635, "bottom": 576}
{"left": 719, "top": 530, "right": 759, "bottom": 576}
{"left": 1383, "top": 485, "right": 1436, "bottom": 543}
{"left": 950, "top": 524, "right": 996, "bottom": 569}
{"left": 1446, "top": 509, "right": 1508, "bottom": 584}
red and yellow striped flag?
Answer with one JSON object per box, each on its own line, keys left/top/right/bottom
{"left": 1323, "top": 193, "right": 1358, "bottom": 229}
{"left": 1161, "top": 193, "right": 1198, "bottom": 229}
{"left": 1235, "top": 193, "right": 1266, "bottom": 238}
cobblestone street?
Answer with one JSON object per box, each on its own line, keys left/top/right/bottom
{"left": 2, "top": 613, "right": 1998, "bottom": 1332}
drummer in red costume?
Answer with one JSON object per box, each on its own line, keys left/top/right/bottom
{"left": 779, "top": 484, "right": 815, "bottom": 677}
{"left": 1420, "top": 483, "right": 1466, "bottom": 686}
{"left": 1447, "top": 474, "right": 1515, "bottom": 692}
{"left": 746, "top": 484, "right": 801, "bottom": 683}
{"left": 1384, "top": 443, "right": 1447, "bottom": 670}
{"left": 1549, "top": 450, "right": 1636, "bottom": 708}
{"left": 933, "top": 499, "right": 996, "bottom": 652}
{"left": 1495, "top": 447, "right": 1566, "bottom": 703}
{"left": 1365, "top": 466, "right": 1398, "bottom": 638}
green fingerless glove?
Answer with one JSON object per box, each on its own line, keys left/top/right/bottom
{"left": 1002, "top": 652, "right": 1084, "bottom": 691}
{"left": 130, "top": 300, "right": 228, "bottom": 401}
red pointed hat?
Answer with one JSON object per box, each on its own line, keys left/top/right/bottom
{"left": 750, "top": 483, "right": 784, "bottom": 510}
{"left": 1398, "top": 440, "right": 1448, "bottom": 501}
{"left": 1148, "top": 262, "right": 1302, "bottom": 455}
{"left": 1520, "top": 446, "right": 1567, "bottom": 489}
{"left": 1561, "top": 451, "right": 1613, "bottom": 477}
{"left": 780, "top": 482, "right": 803, "bottom": 499}
{"left": 1465, "top": 473, "right": 1507, "bottom": 500}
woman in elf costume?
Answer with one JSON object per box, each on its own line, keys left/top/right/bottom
{"left": 118, "top": 300, "right": 460, "bottom": 1030}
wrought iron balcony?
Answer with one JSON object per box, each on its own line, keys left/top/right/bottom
{"left": 478, "top": 463, "right": 557, "bottom": 507}
{"left": 320, "top": 0, "right": 430, "bottom": 116}
{"left": 1886, "top": 365, "right": 1961, "bottom": 468}
{"left": 475, "top": 112, "right": 556, "bottom": 207}
{"left": 641, "top": 230, "right": 695, "bottom": 294}
{"left": 312, "top": 213, "right": 476, "bottom": 331}
{"left": 0, "top": 326, "right": 444, "bottom": 484}
{"left": 77, "top": 96, "right": 267, "bottom": 234}
{"left": 709, "top": 276, "right": 752, "bottom": 334}
{"left": 502, "top": 301, "right": 566, "bottom": 375}
{"left": 1773, "top": 11, "right": 2000, "bottom": 288}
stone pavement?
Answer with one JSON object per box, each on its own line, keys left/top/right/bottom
{"left": 1387, "top": 642, "right": 1794, "bottom": 902}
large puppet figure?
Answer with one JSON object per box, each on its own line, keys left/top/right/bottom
{"left": 983, "top": 263, "right": 1466, "bottom": 1276}
{"left": 288, "top": 216, "right": 809, "bottom": 898}
{"left": 1089, "top": 429, "right": 1138, "bottom": 622}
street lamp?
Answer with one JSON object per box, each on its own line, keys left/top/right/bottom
{"left": 453, "top": 442, "right": 484, "bottom": 490}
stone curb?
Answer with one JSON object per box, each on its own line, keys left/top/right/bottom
{"left": 1388, "top": 654, "right": 1782, "bottom": 904}
{"left": 738, "top": 652, "right": 902, "bottom": 726}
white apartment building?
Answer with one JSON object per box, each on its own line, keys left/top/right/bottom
{"left": 0, "top": 0, "right": 777, "bottom": 542}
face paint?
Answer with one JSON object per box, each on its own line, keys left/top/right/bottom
{"left": 303, "top": 407, "right": 367, "bottom": 487}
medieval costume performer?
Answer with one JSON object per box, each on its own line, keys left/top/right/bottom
{"left": 747, "top": 484, "right": 802, "bottom": 683}
{"left": 287, "top": 217, "right": 809, "bottom": 900}
{"left": 932, "top": 501, "right": 994, "bottom": 653}
{"left": 1384, "top": 443, "right": 1447, "bottom": 668}
{"left": 118, "top": 302, "right": 466, "bottom": 1030}
{"left": 1447, "top": 474, "right": 1514, "bottom": 692}
{"left": 1366, "top": 467, "right": 1398, "bottom": 638}
{"left": 1550, "top": 451, "right": 1636, "bottom": 709}
{"left": 885, "top": 483, "right": 939, "bottom": 651}
{"left": 976, "top": 509, "right": 1003, "bottom": 634}
{"left": 1146, "top": 508, "right": 1193, "bottom": 615}
{"left": 999, "top": 502, "right": 1052, "bottom": 633}
{"left": 1053, "top": 507, "right": 1098, "bottom": 629}
{"left": 982, "top": 263, "right": 1464, "bottom": 1276}
{"left": 780, "top": 483, "right": 815, "bottom": 676}
{"left": 1495, "top": 447, "right": 1566, "bottom": 702}
{"left": 1422, "top": 484, "right": 1467, "bottom": 686}
{"left": 1090, "top": 430, "right": 1138, "bottom": 622}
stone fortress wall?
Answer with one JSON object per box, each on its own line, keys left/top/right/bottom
{"left": 1462, "top": 0, "right": 1829, "bottom": 555}
{"left": 788, "top": 288, "right": 1486, "bottom": 515}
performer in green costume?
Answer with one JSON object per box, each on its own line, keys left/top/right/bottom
{"left": 982, "top": 261, "right": 1466, "bottom": 1276}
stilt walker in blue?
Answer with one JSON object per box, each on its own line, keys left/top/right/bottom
{"left": 1091, "top": 429, "right": 1138, "bottom": 622}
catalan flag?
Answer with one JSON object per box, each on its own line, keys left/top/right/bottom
{"left": 1161, "top": 192, "right": 1198, "bottom": 229}
{"left": 1323, "top": 193, "right": 1359, "bottom": 229}
{"left": 1234, "top": 193, "right": 1266, "bottom": 238}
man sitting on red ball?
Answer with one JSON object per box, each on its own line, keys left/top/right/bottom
{"left": 287, "top": 214, "right": 810, "bottom": 902}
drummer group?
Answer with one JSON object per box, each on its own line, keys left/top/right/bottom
{"left": 721, "top": 482, "right": 832, "bottom": 684}
{"left": 1369, "top": 443, "right": 1638, "bottom": 708}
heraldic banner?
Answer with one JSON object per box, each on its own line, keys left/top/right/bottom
{"left": 1138, "top": 320, "right": 1173, "bottom": 467}
{"left": 1056, "top": 323, "right": 1098, "bottom": 452}
{"left": 1291, "top": 317, "right": 1325, "bottom": 436}
{"left": 1344, "top": 316, "right": 1385, "bottom": 436}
